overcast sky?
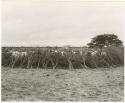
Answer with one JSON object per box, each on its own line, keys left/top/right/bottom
{"left": 2, "top": 0, "right": 124, "bottom": 46}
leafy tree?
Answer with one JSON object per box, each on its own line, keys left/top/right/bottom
{"left": 87, "top": 34, "right": 123, "bottom": 50}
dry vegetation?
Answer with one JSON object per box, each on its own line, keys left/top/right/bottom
{"left": 2, "top": 46, "right": 124, "bottom": 69}
{"left": 2, "top": 67, "right": 124, "bottom": 101}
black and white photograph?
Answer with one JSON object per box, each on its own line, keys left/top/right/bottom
{"left": 1, "top": 0, "right": 124, "bottom": 101}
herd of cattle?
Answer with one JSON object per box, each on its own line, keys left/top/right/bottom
{"left": 2, "top": 47, "right": 115, "bottom": 69}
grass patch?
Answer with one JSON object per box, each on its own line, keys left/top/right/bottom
{"left": 2, "top": 67, "right": 124, "bottom": 101}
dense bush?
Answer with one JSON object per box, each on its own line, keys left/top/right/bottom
{"left": 2, "top": 50, "right": 11, "bottom": 66}
{"left": 2, "top": 46, "right": 124, "bottom": 69}
{"left": 104, "top": 46, "right": 124, "bottom": 66}
{"left": 85, "top": 46, "right": 124, "bottom": 68}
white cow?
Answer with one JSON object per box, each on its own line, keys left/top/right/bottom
{"left": 91, "top": 50, "right": 98, "bottom": 56}
{"left": 10, "top": 50, "right": 27, "bottom": 57}
{"left": 9, "top": 50, "right": 28, "bottom": 68}
{"left": 20, "top": 52, "right": 27, "bottom": 56}
{"left": 101, "top": 51, "right": 107, "bottom": 56}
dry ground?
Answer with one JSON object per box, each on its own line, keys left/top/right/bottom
{"left": 2, "top": 67, "right": 124, "bottom": 101}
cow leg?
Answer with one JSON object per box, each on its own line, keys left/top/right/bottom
{"left": 68, "top": 59, "right": 73, "bottom": 69}
{"left": 83, "top": 60, "right": 87, "bottom": 68}
{"left": 82, "top": 57, "right": 87, "bottom": 69}
{"left": 27, "top": 59, "right": 30, "bottom": 69}
{"left": 9, "top": 57, "right": 13, "bottom": 68}
{"left": 12, "top": 58, "right": 17, "bottom": 68}
{"left": 37, "top": 58, "right": 41, "bottom": 69}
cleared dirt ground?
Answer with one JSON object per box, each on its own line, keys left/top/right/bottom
{"left": 2, "top": 67, "right": 124, "bottom": 101}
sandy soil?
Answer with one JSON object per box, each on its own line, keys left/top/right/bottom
{"left": 2, "top": 67, "right": 124, "bottom": 101}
